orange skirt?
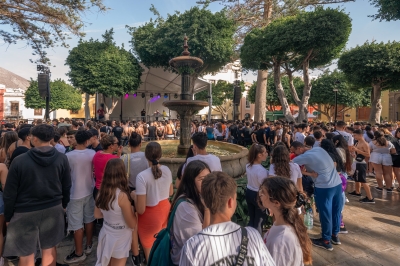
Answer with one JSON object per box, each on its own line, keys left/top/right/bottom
{"left": 137, "top": 199, "right": 170, "bottom": 248}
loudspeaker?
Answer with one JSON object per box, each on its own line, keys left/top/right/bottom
{"left": 38, "top": 73, "right": 49, "bottom": 98}
{"left": 233, "top": 85, "right": 241, "bottom": 105}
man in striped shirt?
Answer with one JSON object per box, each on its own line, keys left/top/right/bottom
{"left": 180, "top": 172, "right": 276, "bottom": 266}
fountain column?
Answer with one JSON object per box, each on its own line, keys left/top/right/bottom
{"left": 163, "top": 36, "right": 209, "bottom": 155}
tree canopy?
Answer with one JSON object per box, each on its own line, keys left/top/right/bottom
{"left": 128, "top": 6, "right": 236, "bottom": 76}
{"left": 241, "top": 8, "right": 351, "bottom": 121}
{"left": 338, "top": 41, "right": 400, "bottom": 124}
{"left": 65, "top": 29, "right": 142, "bottom": 117}
{"left": 309, "top": 70, "right": 371, "bottom": 121}
{"left": 25, "top": 79, "right": 82, "bottom": 113}
{"left": 195, "top": 80, "right": 244, "bottom": 119}
{"left": 369, "top": 0, "right": 400, "bottom": 21}
{"left": 0, "top": 0, "right": 107, "bottom": 64}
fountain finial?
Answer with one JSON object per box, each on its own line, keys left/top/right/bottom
{"left": 182, "top": 34, "right": 190, "bottom": 56}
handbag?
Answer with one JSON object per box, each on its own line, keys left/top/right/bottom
{"left": 235, "top": 227, "right": 248, "bottom": 266}
{"left": 355, "top": 153, "right": 365, "bottom": 162}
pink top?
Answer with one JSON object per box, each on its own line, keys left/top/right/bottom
{"left": 93, "top": 152, "right": 118, "bottom": 189}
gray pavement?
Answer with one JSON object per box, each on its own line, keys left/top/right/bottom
{"left": 6, "top": 177, "right": 400, "bottom": 265}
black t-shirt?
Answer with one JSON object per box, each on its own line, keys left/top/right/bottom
{"left": 112, "top": 126, "right": 123, "bottom": 140}
{"left": 148, "top": 126, "right": 156, "bottom": 138}
{"left": 243, "top": 127, "right": 252, "bottom": 139}
{"left": 10, "top": 146, "right": 30, "bottom": 166}
{"left": 229, "top": 125, "right": 238, "bottom": 139}
{"left": 100, "top": 126, "right": 112, "bottom": 134}
{"left": 141, "top": 110, "right": 146, "bottom": 116}
{"left": 256, "top": 129, "right": 266, "bottom": 143}
{"left": 268, "top": 130, "right": 276, "bottom": 144}
{"left": 87, "top": 144, "right": 103, "bottom": 152}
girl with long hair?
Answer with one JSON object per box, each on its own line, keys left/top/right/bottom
{"left": 130, "top": 142, "right": 173, "bottom": 261}
{"left": 369, "top": 131, "right": 396, "bottom": 192}
{"left": 245, "top": 143, "right": 268, "bottom": 234}
{"left": 321, "top": 139, "right": 345, "bottom": 173}
{"left": 170, "top": 160, "right": 211, "bottom": 265}
{"left": 94, "top": 159, "right": 137, "bottom": 266}
{"left": 259, "top": 177, "right": 312, "bottom": 266}
{"left": 282, "top": 125, "right": 292, "bottom": 149}
{"left": 214, "top": 123, "right": 224, "bottom": 141}
{"left": 93, "top": 135, "right": 122, "bottom": 199}
{"left": 0, "top": 131, "right": 18, "bottom": 165}
{"left": 269, "top": 145, "right": 303, "bottom": 191}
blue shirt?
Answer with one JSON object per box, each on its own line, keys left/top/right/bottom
{"left": 292, "top": 147, "right": 342, "bottom": 189}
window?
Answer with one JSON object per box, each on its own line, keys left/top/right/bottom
{"left": 34, "top": 109, "right": 42, "bottom": 116}
{"left": 245, "top": 97, "right": 250, "bottom": 109}
{"left": 70, "top": 110, "right": 79, "bottom": 114}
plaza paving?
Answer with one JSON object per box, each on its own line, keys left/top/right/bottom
{"left": 6, "top": 177, "right": 400, "bottom": 266}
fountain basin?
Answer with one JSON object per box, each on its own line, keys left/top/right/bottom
{"left": 140, "top": 140, "right": 249, "bottom": 178}
{"left": 163, "top": 100, "right": 209, "bottom": 114}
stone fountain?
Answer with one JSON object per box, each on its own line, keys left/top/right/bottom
{"left": 163, "top": 35, "right": 209, "bottom": 155}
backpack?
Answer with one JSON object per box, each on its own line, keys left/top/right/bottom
{"left": 147, "top": 198, "right": 187, "bottom": 266}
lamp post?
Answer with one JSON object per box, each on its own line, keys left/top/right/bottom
{"left": 232, "top": 60, "right": 241, "bottom": 121}
{"left": 333, "top": 79, "right": 340, "bottom": 123}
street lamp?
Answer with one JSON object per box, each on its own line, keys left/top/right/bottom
{"left": 232, "top": 60, "right": 241, "bottom": 121}
{"left": 333, "top": 79, "right": 340, "bottom": 123}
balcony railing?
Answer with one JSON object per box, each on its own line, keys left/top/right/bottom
{"left": 4, "top": 111, "right": 23, "bottom": 117}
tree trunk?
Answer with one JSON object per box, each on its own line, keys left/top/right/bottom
{"left": 84, "top": 93, "right": 90, "bottom": 121}
{"left": 273, "top": 62, "right": 294, "bottom": 122}
{"left": 102, "top": 95, "right": 119, "bottom": 120}
{"left": 287, "top": 71, "right": 302, "bottom": 122}
{"left": 369, "top": 84, "right": 382, "bottom": 124}
{"left": 298, "top": 60, "right": 311, "bottom": 123}
{"left": 255, "top": 70, "right": 268, "bottom": 121}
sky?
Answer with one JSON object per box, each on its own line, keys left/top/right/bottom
{"left": 1, "top": 0, "right": 400, "bottom": 83}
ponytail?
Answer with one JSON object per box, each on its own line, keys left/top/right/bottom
{"left": 145, "top": 142, "right": 163, "bottom": 180}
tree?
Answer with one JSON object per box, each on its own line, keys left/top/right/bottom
{"left": 0, "top": 0, "right": 107, "bottom": 64}
{"left": 309, "top": 71, "right": 371, "bottom": 121}
{"left": 66, "top": 29, "right": 142, "bottom": 119}
{"left": 370, "top": 0, "right": 400, "bottom": 21}
{"left": 247, "top": 76, "right": 302, "bottom": 111}
{"left": 338, "top": 41, "right": 400, "bottom": 124}
{"left": 241, "top": 8, "right": 351, "bottom": 121}
{"left": 25, "top": 79, "right": 82, "bottom": 114}
{"left": 195, "top": 80, "right": 244, "bottom": 119}
{"left": 128, "top": 6, "right": 236, "bottom": 90}
{"left": 198, "top": 0, "right": 354, "bottom": 122}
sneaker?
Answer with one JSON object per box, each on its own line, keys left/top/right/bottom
{"left": 339, "top": 226, "right": 348, "bottom": 234}
{"left": 359, "top": 197, "right": 375, "bottom": 204}
{"left": 84, "top": 244, "right": 93, "bottom": 255}
{"left": 348, "top": 191, "right": 362, "bottom": 197}
{"left": 311, "top": 238, "right": 333, "bottom": 251}
{"left": 385, "top": 188, "right": 393, "bottom": 193}
{"left": 375, "top": 187, "right": 383, "bottom": 192}
{"left": 331, "top": 235, "right": 341, "bottom": 245}
{"left": 64, "top": 251, "right": 86, "bottom": 264}
{"left": 368, "top": 172, "right": 376, "bottom": 177}
{"left": 130, "top": 255, "right": 141, "bottom": 266}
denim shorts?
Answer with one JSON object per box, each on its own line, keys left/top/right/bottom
{"left": 66, "top": 194, "right": 95, "bottom": 231}
{"left": 0, "top": 191, "right": 4, "bottom": 215}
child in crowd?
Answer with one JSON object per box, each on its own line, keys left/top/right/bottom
{"left": 94, "top": 159, "right": 137, "bottom": 266}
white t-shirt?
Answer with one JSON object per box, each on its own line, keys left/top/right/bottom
{"left": 246, "top": 164, "right": 268, "bottom": 191}
{"left": 55, "top": 143, "right": 66, "bottom": 154}
{"left": 136, "top": 165, "right": 172, "bottom": 207}
{"left": 184, "top": 154, "right": 222, "bottom": 173}
{"left": 180, "top": 221, "right": 275, "bottom": 266}
{"left": 171, "top": 201, "right": 203, "bottom": 265}
{"left": 264, "top": 224, "right": 304, "bottom": 266}
{"left": 333, "top": 130, "right": 354, "bottom": 146}
{"left": 121, "top": 152, "right": 149, "bottom": 189}
{"left": 214, "top": 128, "right": 223, "bottom": 137}
{"left": 66, "top": 149, "right": 96, "bottom": 199}
{"left": 269, "top": 162, "right": 302, "bottom": 185}
{"left": 294, "top": 132, "right": 305, "bottom": 143}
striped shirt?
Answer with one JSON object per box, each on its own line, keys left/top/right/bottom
{"left": 179, "top": 221, "right": 276, "bottom": 266}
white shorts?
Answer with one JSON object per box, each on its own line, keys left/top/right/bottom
{"left": 67, "top": 195, "right": 95, "bottom": 231}
{"left": 370, "top": 153, "right": 393, "bottom": 166}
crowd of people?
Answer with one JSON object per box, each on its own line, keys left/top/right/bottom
{"left": 0, "top": 116, "right": 398, "bottom": 266}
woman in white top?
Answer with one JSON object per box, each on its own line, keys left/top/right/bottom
{"left": 245, "top": 143, "right": 268, "bottom": 234}
{"left": 269, "top": 145, "right": 303, "bottom": 192}
{"left": 214, "top": 123, "right": 224, "bottom": 141}
{"left": 260, "top": 177, "right": 312, "bottom": 266}
{"left": 369, "top": 131, "right": 396, "bottom": 192}
{"left": 94, "top": 159, "right": 137, "bottom": 266}
{"left": 131, "top": 142, "right": 173, "bottom": 261}
{"left": 170, "top": 160, "right": 211, "bottom": 265}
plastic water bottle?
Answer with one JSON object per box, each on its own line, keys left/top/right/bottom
{"left": 304, "top": 209, "right": 313, "bottom": 230}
